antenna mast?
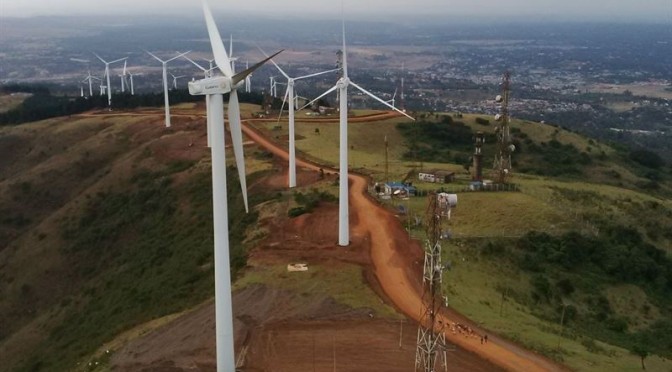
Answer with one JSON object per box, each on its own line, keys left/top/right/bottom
{"left": 415, "top": 192, "right": 452, "bottom": 372}
{"left": 492, "top": 71, "right": 513, "bottom": 184}
{"left": 385, "top": 135, "right": 389, "bottom": 183}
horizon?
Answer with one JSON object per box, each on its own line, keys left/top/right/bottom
{"left": 1, "top": 0, "right": 671, "bottom": 23}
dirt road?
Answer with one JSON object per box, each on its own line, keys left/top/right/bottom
{"left": 240, "top": 121, "right": 566, "bottom": 372}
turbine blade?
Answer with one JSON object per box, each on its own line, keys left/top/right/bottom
{"left": 298, "top": 84, "right": 338, "bottom": 111}
{"left": 294, "top": 68, "right": 341, "bottom": 81}
{"left": 350, "top": 81, "right": 414, "bottom": 120}
{"left": 256, "top": 44, "right": 289, "bottom": 79}
{"left": 184, "top": 55, "right": 207, "bottom": 71}
{"left": 93, "top": 52, "right": 106, "bottom": 64}
{"left": 227, "top": 90, "right": 249, "bottom": 213}
{"left": 145, "top": 50, "right": 164, "bottom": 63}
{"left": 229, "top": 34, "right": 233, "bottom": 58}
{"left": 231, "top": 49, "right": 283, "bottom": 86}
{"left": 166, "top": 51, "right": 191, "bottom": 63}
{"left": 202, "top": 0, "right": 233, "bottom": 77}
{"left": 341, "top": 19, "right": 348, "bottom": 78}
{"left": 109, "top": 57, "right": 128, "bottom": 64}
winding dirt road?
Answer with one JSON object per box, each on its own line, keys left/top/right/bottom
{"left": 240, "top": 120, "right": 566, "bottom": 372}
{"left": 78, "top": 107, "right": 565, "bottom": 371}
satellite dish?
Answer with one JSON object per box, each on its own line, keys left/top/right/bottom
{"left": 394, "top": 189, "right": 402, "bottom": 195}
{"left": 509, "top": 144, "right": 516, "bottom": 152}
{"left": 495, "top": 114, "right": 502, "bottom": 121}
{"left": 495, "top": 95, "right": 503, "bottom": 103}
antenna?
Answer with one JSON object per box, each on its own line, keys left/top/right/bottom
{"left": 385, "top": 135, "right": 389, "bottom": 183}
{"left": 492, "top": 71, "right": 513, "bottom": 184}
{"left": 415, "top": 191, "right": 455, "bottom": 372}
{"left": 472, "top": 131, "right": 485, "bottom": 181}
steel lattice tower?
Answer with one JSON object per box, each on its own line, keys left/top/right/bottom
{"left": 415, "top": 192, "right": 449, "bottom": 372}
{"left": 492, "top": 71, "right": 512, "bottom": 184}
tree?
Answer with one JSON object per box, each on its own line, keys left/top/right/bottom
{"left": 631, "top": 344, "right": 649, "bottom": 370}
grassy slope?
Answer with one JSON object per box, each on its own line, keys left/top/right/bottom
{"left": 0, "top": 110, "right": 250, "bottom": 371}
{"left": 250, "top": 109, "right": 672, "bottom": 371}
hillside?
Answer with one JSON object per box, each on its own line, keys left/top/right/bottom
{"left": 0, "top": 105, "right": 253, "bottom": 371}
{"left": 250, "top": 109, "right": 672, "bottom": 371}
{"left": 1, "top": 104, "right": 671, "bottom": 371}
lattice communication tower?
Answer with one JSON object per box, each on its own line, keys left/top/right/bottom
{"left": 492, "top": 71, "right": 514, "bottom": 184}
{"left": 415, "top": 192, "right": 453, "bottom": 372}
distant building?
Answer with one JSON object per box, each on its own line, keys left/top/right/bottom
{"left": 418, "top": 170, "right": 455, "bottom": 184}
{"left": 384, "top": 182, "right": 417, "bottom": 196}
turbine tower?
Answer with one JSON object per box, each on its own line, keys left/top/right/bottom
{"left": 127, "top": 71, "right": 139, "bottom": 95}
{"left": 259, "top": 46, "right": 339, "bottom": 188}
{"left": 302, "top": 20, "right": 413, "bottom": 246}
{"left": 119, "top": 60, "right": 128, "bottom": 93}
{"left": 146, "top": 50, "right": 190, "bottom": 127}
{"left": 93, "top": 53, "right": 127, "bottom": 108}
{"left": 187, "top": 1, "right": 281, "bottom": 370}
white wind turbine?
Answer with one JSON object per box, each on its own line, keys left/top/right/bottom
{"left": 229, "top": 35, "right": 239, "bottom": 73}
{"left": 268, "top": 76, "right": 276, "bottom": 97}
{"left": 187, "top": 1, "right": 281, "bottom": 370}
{"left": 82, "top": 70, "right": 100, "bottom": 97}
{"left": 301, "top": 20, "right": 413, "bottom": 246}
{"left": 145, "top": 50, "right": 190, "bottom": 127}
{"left": 118, "top": 60, "right": 128, "bottom": 93}
{"left": 183, "top": 54, "right": 220, "bottom": 148}
{"left": 170, "top": 73, "right": 187, "bottom": 89}
{"left": 93, "top": 53, "right": 127, "bottom": 108}
{"left": 127, "top": 71, "right": 139, "bottom": 95}
{"left": 259, "top": 46, "right": 339, "bottom": 188}
{"left": 387, "top": 88, "right": 397, "bottom": 107}
{"left": 244, "top": 60, "right": 251, "bottom": 93}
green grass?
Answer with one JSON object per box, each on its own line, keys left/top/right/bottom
{"left": 234, "top": 264, "right": 401, "bottom": 319}
{"left": 258, "top": 109, "right": 672, "bottom": 371}
{"left": 13, "top": 163, "right": 268, "bottom": 372}
{"left": 443, "top": 240, "right": 672, "bottom": 372}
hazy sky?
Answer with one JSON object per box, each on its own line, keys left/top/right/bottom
{"left": 1, "top": 0, "right": 671, "bottom": 21}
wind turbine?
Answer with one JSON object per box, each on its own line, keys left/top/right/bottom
{"left": 187, "top": 1, "right": 281, "bottom": 370}
{"left": 183, "top": 54, "right": 220, "bottom": 147}
{"left": 93, "top": 53, "right": 127, "bottom": 108}
{"left": 229, "top": 35, "right": 238, "bottom": 73}
{"left": 145, "top": 50, "right": 190, "bottom": 127}
{"left": 127, "top": 71, "right": 139, "bottom": 95}
{"left": 118, "top": 60, "right": 128, "bottom": 93}
{"left": 387, "top": 88, "right": 397, "bottom": 107}
{"left": 244, "top": 60, "right": 251, "bottom": 93}
{"left": 301, "top": 20, "right": 413, "bottom": 246}
{"left": 268, "top": 76, "right": 276, "bottom": 97}
{"left": 170, "top": 73, "right": 187, "bottom": 89}
{"left": 259, "top": 46, "right": 339, "bottom": 188}
{"left": 82, "top": 70, "right": 99, "bottom": 97}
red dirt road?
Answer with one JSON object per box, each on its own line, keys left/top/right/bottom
{"left": 241, "top": 121, "right": 566, "bottom": 372}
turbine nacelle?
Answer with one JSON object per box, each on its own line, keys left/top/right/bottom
{"left": 188, "top": 76, "right": 241, "bottom": 96}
